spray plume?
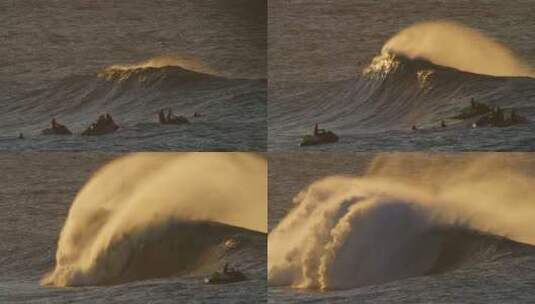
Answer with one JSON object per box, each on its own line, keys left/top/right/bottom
{"left": 378, "top": 21, "right": 533, "bottom": 77}
{"left": 42, "top": 152, "right": 266, "bottom": 287}
{"left": 268, "top": 153, "right": 535, "bottom": 290}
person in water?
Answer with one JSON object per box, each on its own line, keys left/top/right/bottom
{"left": 441, "top": 120, "right": 446, "bottom": 128}
{"left": 411, "top": 125, "right": 418, "bottom": 131}
{"left": 51, "top": 118, "right": 57, "bottom": 129}
{"left": 470, "top": 98, "right": 476, "bottom": 109}
{"left": 18, "top": 133, "right": 24, "bottom": 139}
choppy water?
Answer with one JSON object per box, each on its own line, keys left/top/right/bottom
{"left": 0, "top": 153, "right": 267, "bottom": 303}
{"left": 1, "top": 1, "right": 267, "bottom": 151}
{"left": 268, "top": 0, "right": 535, "bottom": 151}
{"left": 268, "top": 153, "right": 535, "bottom": 303}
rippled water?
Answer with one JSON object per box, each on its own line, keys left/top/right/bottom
{"left": 1, "top": 0, "right": 267, "bottom": 151}
{"left": 268, "top": 153, "right": 535, "bottom": 303}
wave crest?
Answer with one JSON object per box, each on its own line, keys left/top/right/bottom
{"left": 379, "top": 21, "right": 533, "bottom": 77}
{"left": 42, "top": 153, "right": 267, "bottom": 287}
{"left": 268, "top": 154, "right": 535, "bottom": 290}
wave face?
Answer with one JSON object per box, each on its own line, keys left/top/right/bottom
{"left": 268, "top": 154, "right": 535, "bottom": 290}
{"left": 41, "top": 153, "right": 267, "bottom": 287}
{"left": 0, "top": 56, "right": 266, "bottom": 150}
{"left": 271, "top": 52, "right": 535, "bottom": 133}
{"left": 268, "top": 23, "right": 535, "bottom": 150}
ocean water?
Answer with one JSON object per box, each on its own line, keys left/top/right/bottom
{"left": 0, "top": 153, "right": 267, "bottom": 303}
{"left": 268, "top": 153, "right": 535, "bottom": 303}
{"left": 268, "top": 0, "right": 535, "bottom": 151}
{"left": 0, "top": 1, "right": 267, "bottom": 151}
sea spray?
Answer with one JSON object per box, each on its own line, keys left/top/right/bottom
{"left": 381, "top": 21, "right": 533, "bottom": 77}
{"left": 42, "top": 152, "right": 266, "bottom": 287}
{"left": 101, "top": 54, "right": 216, "bottom": 76}
{"left": 268, "top": 153, "right": 535, "bottom": 290}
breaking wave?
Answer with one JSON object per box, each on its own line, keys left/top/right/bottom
{"left": 1, "top": 55, "right": 265, "bottom": 134}
{"left": 268, "top": 154, "right": 535, "bottom": 290}
{"left": 381, "top": 21, "right": 533, "bottom": 77}
{"left": 42, "top": 153, "right": 267, "bottom": 287}
{"left": 270, "top": 22, "right": 535, "bottom": 140}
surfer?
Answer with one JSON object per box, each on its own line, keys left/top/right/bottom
{"left": 81, "top": 113, "right": 119, "bottom": 136}
{"left": 166, "top": 109, "right": 175, "bottom": 122}
{"left": 441, "top": 120, "right": 446, "bottom": 128}
{"left": 18, "top": 133, "right": 24, "bottom": 139}
{"left": 314, "top": 123, "right": 326, "bottom": 135}
{"left": 43, "top": 118, "right": 72, "bottom": 135}
{"left": 97, "top": 114, "right": 106, "bottom": 124}
{"left": 158, "top": 108, "right": 189, "bottom": 125}
{"left": 158, "top": 109, "right": 166, "bottom": 124}
{"left": 193, "top": 111, "right": 202, "bottom": 118}
{"left": 411, "top": 125, "right": 418, "bottom": 131}
{"left": 105, "top": 113, "right": 112, "bottom": 122}
{"left": 205, "top": 263, "right": 246, "bottom": 284}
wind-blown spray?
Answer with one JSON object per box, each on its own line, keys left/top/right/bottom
{"left": 380, "top": 21, "right": 533, "bottom": 77}
{"left": 42, "top": 152, "right": 266, "bottom": 287}
{"left": 268, "top": 153, "right": 535, "bottom": 290}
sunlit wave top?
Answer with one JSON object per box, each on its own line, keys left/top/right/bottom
{"left": 98, "top": 55, "right": 218, "bottom": 81}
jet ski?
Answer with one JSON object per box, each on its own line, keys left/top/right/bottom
{"left": 41, "top": 124, "right": 72, "bottom": 135}
{"left": 300, "top": 130, "right": 339, "bottom": 147}
{"left": 451, "top": 100, "right": 492, "bottom": 120}
{"left": 158, "top": 109, "right": 190, "bottom": 125}
{"left": 450, "top": 99, "right": 528, "bottom": 128}
{"left": 81, "top": 115, "right": 119, "bottom": 136}
{"left": 204, "top": 270, "right": 247, "bottom": 284}
{"left": 162, "top": 115, "right": 189, "bottom": 125}
{"left": 474, "top": 110, "right": 528, "bottom": 127}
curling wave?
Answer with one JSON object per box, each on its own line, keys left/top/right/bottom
{"left": 42, "top": 153, "right": 267, "bottom": 287}
{"left": 268, "top": 154, "right": 535, "bottom": 290}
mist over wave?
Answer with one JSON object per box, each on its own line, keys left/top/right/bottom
{"left": 381, "top": 21, "right": 533, "bottom": 77}
{"left": 102, "top": 55, "right": 218, "bottom": 77}
{"left": 268, "top": 154, "right": 535, "bottom": 290}
{"left": 42, "top": 153, "right": 266, "bottom": 287}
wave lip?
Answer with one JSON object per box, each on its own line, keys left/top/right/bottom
{"left": 380, "top": 21, "right": 534, "bottom": 78}
{"left": 41, "top": 219, "right": 260, "bottom": 287}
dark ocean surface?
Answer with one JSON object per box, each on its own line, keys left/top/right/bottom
{"left": 1, "top": 1, "right": 267, "bottom": 151}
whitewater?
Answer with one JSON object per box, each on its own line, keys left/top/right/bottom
{"left": 268, "top": 152, "right": 535, "bottom": 303}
